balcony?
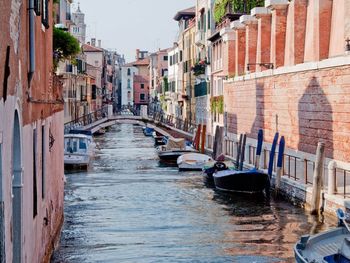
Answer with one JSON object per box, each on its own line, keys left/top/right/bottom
{"left": 195, "top": 30, "right": 205, "bottom": 47}
{"left": 164, "top": 91, "right": 171, "bottom": 101}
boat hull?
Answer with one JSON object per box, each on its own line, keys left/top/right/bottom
{"left": 213, "top": 169, "right": 269, "bottom": 193}
{"left": 158, "top": 150, "right": 196, "bottom": 162}
{"left": 64, "top": 154, "right": 90, "bottom": 169}
{"left": 177, "top": 153, "right": 213, "bottom": 171}
{"left": 294, "top": 227, "right": 350, "bottom": 263}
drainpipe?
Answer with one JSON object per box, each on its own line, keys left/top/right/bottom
{"left": 28, "top": 0, "right": 35, "bottom": 83}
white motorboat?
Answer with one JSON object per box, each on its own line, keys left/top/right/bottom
{"left": 157, "top": 138, "right": 197, "bottom": 163}
{"left": 64, "top": 134, "right": 95, "bottom": 168}
{"left": 177, "top": 153, "right": 213, "bottom": 171}
{"left": 295, "top": 209, "right": 350, "bottom": 263}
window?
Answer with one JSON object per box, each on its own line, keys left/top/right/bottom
{"left": 140, "top": 84, "right": 144, "bottom": 89}
{"left": 33, "top": 128, "right": 38, "bottom": 218}
{"left": 92, "top": 85, "right": 97, "bottom": 100}
{"left": 34, "top": 0, "right": 41, "bottom": 15}
{"left": 127, "top": 68, "right": 131, "bottom": 76}
{"left": 127, "top": 79, "right": 131, "bottom": 89}
{"left": 180, "top": 51, "right": 183, "bottom": 62}
{"left": 163, "top": 56, "right": 168, "bottom": 61}
{"left": 41, "top": 125, "right": 45, "bottom": 199}
{"left": 170, "top": 56, "right": 173, "bottom": 66}
{"left": 41, "top": 0, "right": 49, "bottom": 28}
{"left": 140, "top": 94, "right": 145, "bottom": 101}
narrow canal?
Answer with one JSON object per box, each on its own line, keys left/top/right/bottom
{"left": 52, "top": 124, "right": 334, "bottom": 263}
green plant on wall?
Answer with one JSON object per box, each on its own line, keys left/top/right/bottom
{"left": 217, "top": 95, "right": 224, "bottom": 114}
{"left": 210, "top": 96, "right": 224, "bottom": 114}
{"left": 53, "top": 27, "right": 80, "bottom": 69}
{"left": 211, "top": 97, "right": 217, "bottom": 114}
{"left": 214, "top": 0, "right": 264, "bottom": 23}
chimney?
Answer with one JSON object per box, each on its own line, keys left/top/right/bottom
{"left": 91, "top": 38, "right": 96, "bottom": 46}
{"left": 98, "top": 40, "right": 101, "bottom": 48}
{"left": 136, "top": 49, "right": 140, "bottom": 60}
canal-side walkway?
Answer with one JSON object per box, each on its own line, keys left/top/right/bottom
{"left": 53, "top": 124, "right": 335, "bottom": 262}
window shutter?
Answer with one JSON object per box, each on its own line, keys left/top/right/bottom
{"left": 42, "top": 0, "right": 49, "bottom": 28}
{"left": 34, "top": 0, "right": 41, "bottom": 15}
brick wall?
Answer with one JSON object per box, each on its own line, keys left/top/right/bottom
{"left": 224, "top": 64, "right": 350, "bottom": 162}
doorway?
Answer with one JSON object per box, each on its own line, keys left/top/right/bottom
{"left": 12, "top": 111, "right": 22, "bottom": 263}
{"left": 0, "top": 140, "right": 4, "bottom": 262}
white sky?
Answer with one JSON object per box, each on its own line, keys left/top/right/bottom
{"left": 76, "top": 0, "right": 193, "bottom": 62}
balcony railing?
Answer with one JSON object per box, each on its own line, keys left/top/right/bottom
{"left": 195, "top": 30, "right": 205, "bottom": 47}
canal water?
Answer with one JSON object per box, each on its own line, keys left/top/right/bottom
{"left": 52, "top": 124, "right": 334, "bottom": 263}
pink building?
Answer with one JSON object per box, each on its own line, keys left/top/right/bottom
{"left": 0, "top": 0, "right": 65, "bottom": 261}
{"left": 134, "top": 75, "right": 150, "bottom": 108}
{"left": 131, "top": 57, "right": 150, "bottom": 111}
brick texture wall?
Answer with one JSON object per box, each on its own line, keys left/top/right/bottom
{"left": 225, "top": 65, "right": 350, "bottom": 162}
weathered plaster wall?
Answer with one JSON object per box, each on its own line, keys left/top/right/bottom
{"left": 0, "top": 0, "right": 65, "bottom": 261}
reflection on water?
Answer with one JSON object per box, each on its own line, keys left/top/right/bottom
{"left": 52, "top": 124, "right": 334, "bottom": 263}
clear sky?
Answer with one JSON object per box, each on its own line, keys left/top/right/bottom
{"left": 77, "top": 0, "right": 193, "bottom": 63}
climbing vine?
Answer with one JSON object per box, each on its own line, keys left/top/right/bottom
{"left": 210, "top": 96, "right": 224, "bottom": 114}
{"left": 214, "top": 0, "right": 265, "bottom": 23}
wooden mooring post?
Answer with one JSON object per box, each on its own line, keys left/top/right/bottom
{"left": 311, "top": 142, "right": 326, "bottom": 215}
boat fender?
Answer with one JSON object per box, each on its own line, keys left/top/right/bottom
{"left": 339, "top": 238, "right": 350, "bottom": 259}
{"left": 296, "top": 235, "right": 310, "bottom": 250}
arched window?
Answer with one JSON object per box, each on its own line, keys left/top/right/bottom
{"left": 127, "top": 79, "right": 131, "bottom": 89}
{"left": 127, "top": 68, "right": 131, "bottom": 76}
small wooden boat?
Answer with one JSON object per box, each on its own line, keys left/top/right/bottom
{"left": 295, "top": 209, "right": 350, "bottom": 263}
{"left": 143, "top": 127, "right": 154, "bottom": 136}
{"left": 213, "top": 131, "right": 278, "bottom": 194}
{"left": 157, "top": 138, "right": 197, "bottom": 162}
{"left": 94, "top": 128, "right": 106, "bottom": 136}
{"left": 64, "top": 134, "right": 95, "bottom": 169}
{"left": 177, "top": 153, "right": 213, "bottom": 171}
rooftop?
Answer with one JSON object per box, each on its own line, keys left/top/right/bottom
{"left": 174, "top": 6, "right": 195, "bottom": 21}
{"left": 82, "top": 44, "right": 103, "bottom": 52}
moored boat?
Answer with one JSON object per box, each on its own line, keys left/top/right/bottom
{"left": 295, "top": 209, "right": 350, "bottom": 263}
{"left": 143, "top": 127, "right": 154, "bottom": 136}
{"left": 177, "top": 153, "right": 213, "bottom": 171}
{"left": 157, "top": 138, "right": 197, "bottom": 162}
{"left": 213, "top": 169, "right": 269, "bottom": 193}
{"left": 213, "top": 131, "right": 278, "bottom": 194}
{"left": 64, "top": 134, "right": 95, "bottom": 169}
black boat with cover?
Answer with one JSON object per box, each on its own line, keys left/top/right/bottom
{"left": 213, "top": 131, "right": 280, "bottom": 194}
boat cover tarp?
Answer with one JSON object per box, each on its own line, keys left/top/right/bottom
{"left": 166, "top": 138, "right": 186, "bottom": 150}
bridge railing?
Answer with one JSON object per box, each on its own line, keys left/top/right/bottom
{"left": 64, "top": 106, "right": 109, "bottom": 134}
{"left": 149, "top": 112, "right": 197, "bottom": 135}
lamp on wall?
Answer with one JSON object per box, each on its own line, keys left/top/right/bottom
{"left": 346, "top": 38, "right": 350, "bottom": 52}
{"left": 247, "top": 63, "right": 274, "bottom": 71}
